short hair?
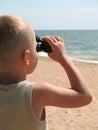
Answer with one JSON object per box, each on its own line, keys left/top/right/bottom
{"left": 0, "top": 15, "right": 34, "bottom": 71}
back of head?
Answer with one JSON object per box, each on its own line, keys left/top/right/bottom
{"left": 0, "top": 15, "right": 35, "bottom": 72}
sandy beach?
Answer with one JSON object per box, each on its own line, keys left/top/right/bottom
{"left": 27, "top": 56, "right": 98, "bottom": 130}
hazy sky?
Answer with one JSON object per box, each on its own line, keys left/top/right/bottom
{"left": 0, "top": 0, "right": 98, "bottom": 29}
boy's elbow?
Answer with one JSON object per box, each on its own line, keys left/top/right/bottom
{"left": 83, "top": 93, "right": 93, "bottom": 106}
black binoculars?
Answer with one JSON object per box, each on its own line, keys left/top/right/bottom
{"left": 36, "top": 35, "right": 52, "bottom": 53}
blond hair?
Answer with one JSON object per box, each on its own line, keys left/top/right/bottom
{"left": 0, "top": 15, "right": 34, "bottom": 72}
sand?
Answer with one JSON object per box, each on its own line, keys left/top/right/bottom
{"left": 27, "top": 56, "right": 98, "bottom": 130}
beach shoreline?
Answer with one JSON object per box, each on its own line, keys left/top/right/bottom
{"left": 27, "top": 56, "right": 98, "bottom": 130}
{"left": 38, "top": 53, "right": 98, "bottom": 64}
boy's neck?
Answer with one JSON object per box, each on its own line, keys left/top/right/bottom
{"left": 0, "top": 73, "right": 26, "bottom": 85}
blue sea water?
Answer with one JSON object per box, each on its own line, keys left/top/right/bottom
{"left": 35, "top": 30, "right": 98, "bottom": 63}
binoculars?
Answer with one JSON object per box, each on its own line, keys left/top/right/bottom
{"left": 36, "top": 35, "right": 52, "bottom": 53}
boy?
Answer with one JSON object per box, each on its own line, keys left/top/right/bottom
{"left": 0, "top": 15, "right": 92, "bottom": 130}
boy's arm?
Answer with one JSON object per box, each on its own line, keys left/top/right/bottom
{"left": 32, "top": 36, "right": 92, "bottom": 118}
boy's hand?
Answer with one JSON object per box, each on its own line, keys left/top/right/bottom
{"left": 43, "top": 36, "right": 67, "bottom": 62}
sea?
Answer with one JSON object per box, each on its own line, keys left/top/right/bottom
{"left": 35, "top": 30, "right": 98, "bottom": 63}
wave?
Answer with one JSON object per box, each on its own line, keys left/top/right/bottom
{"left": 38, "top": 52, "right": 98, "bottom": 64}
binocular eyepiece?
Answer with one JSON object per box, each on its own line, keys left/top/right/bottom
{"left": 36, "top": 35, "right": 52, "bottom": 53}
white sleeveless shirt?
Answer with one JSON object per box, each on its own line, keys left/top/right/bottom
{"left": 0, "top": 80, "right": 48, "bottom": 130}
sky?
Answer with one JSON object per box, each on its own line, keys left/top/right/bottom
{"left": 0, "top": 0, "right": 98, "bottom": 30}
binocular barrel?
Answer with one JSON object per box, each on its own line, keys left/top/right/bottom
{"left": 36, "top": 35, "right": 52, "bottom": 53}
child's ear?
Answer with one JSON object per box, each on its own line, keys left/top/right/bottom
{"left": 23, "top": 50, "right": 30, "bottom": 65}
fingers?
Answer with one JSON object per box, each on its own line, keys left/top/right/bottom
{"left": 43, "top": 36, "right": 64, "bottom": 45}
{"left": 43, "top": 36, "right": 57, "bottom": 48}
{"left": 43, "top": 36, "right": 56, "bottom": 43}
{"left": 43, "top": 36, "right": 66, "bottom": 61}
{"left": 53, "top": 36, "right": 64, "bottom": 42}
